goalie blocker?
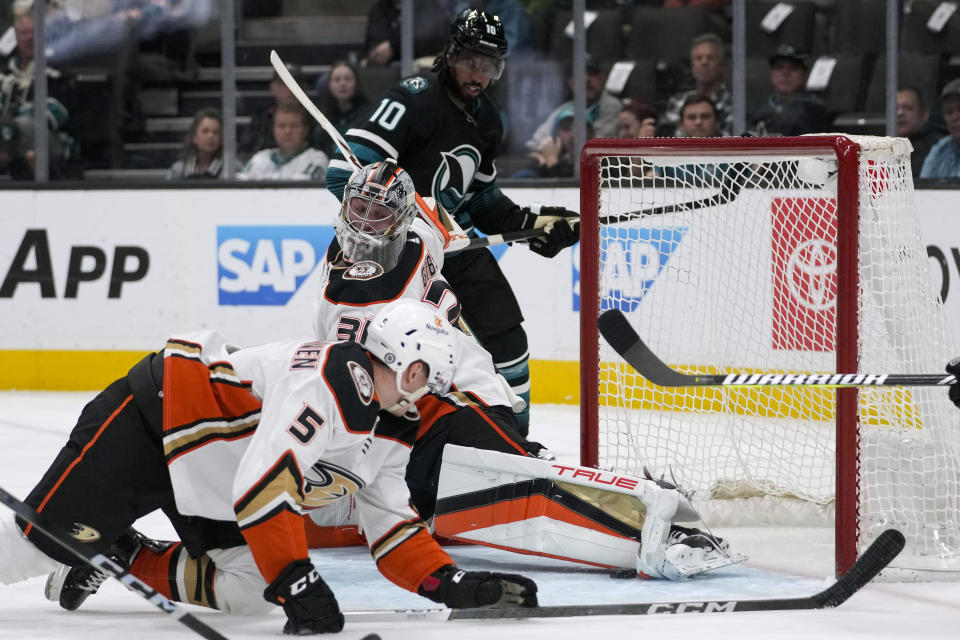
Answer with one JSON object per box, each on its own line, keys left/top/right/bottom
{"left": 434, "top": 446, "right": 745, "bottom": 579}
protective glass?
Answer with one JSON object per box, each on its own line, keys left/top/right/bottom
{"left": 451, "top": 51, "right": 505, "bottom": 80}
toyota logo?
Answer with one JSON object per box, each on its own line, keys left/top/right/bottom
{"left": 785, "top": 239, "right": 836, "bottom": 311}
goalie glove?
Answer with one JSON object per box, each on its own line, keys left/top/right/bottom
{"left": 418, "top": 564, "right": 538, "bottom": 608}
{"left": 521, "top": 205, "right": 579, "bottom": 258}
{"left": 946, "top": 357, "right": 960, "bottom": 408}
{"left": 263, "top": 559, "right": 344, "bottom": 635}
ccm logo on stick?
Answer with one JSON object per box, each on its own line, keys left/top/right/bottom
{"left": 648, "top": 601, "right": 737, "bottom": 614}
{"left": 1, "top": 229, "right": 148, "bottom": 298}
{"left": 551, "top": 464, "right": 638, "bottom": 490}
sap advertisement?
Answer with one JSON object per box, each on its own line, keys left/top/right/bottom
{"left": 2, "top": 186, "right": 960, "bottom": 369}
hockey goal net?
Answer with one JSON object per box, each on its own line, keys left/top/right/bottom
{"left": 579, "top": 135, "right": 960, "bottom": 578}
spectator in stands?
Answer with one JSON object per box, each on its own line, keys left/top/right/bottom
{"left": 0, "top": 0, "right": 78, "bottom": 179}
{"left": 921, "top": 79, "right": 960, "bottom": 180}
{"left": 748, "top": 44, "right": 829, "bottom": 137}
{"left": 238, "top": 103, "right": 329, "bottom": 181}
{"left": 363, "top": 0, "right": 451, "bottom": 67}
{"left": 166, "top": 107, "right": 235, "bottom": 180}
{"left": 454, "top": 0, "right": 532, "bottom": 58}
{"left": 897, "top": 85, "right": 943, "bottom": 180}
{"left": 311, "top": 60, "right": 369, "bottom": 158}
{"left": 525, "top": 56, "right": 620, "bottom": 152}
{"left": 0, "top": 118, "right": 30, "bottom": 179}
{"left": 515, "top": 104, "right": 594, "bottom": 178}
{"left": 661, "top": 33, "right": 733, "bottom": 137}
{"left": 676, "top": 93, "right": 720, "bottom": 138}
{"left": 617, "top": 99, "right": 657, "bottom": 139}
{"left": 238, "top": 65, "right": 303, "bottom": 161}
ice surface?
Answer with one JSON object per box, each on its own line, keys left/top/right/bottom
{"left": 1, "top": 394, "right": 958, "bottom": 639}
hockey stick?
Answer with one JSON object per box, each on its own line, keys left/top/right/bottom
{"left": 269, "top": 50, "right": 363, "bottom": 172}
{"left": 0, "top": 486, "right": 230, "bottom": 640}
{"left": 598, "top": 163, "right": 745, "bottom": 225}
{"left": 269, "top": 50, "right": 560, "bottom": 254}
{"left": 346, "top": 529, "right": 903, "bottom": 621}
{"left": 598, "top": 309, "right": 956, "bottom": 388}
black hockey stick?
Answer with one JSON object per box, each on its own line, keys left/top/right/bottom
{"left": 0, "top": 486, "right": 229, "bottom": 640}
{"left": 346, "top": 529, "right": 903, "bottom": 621}
{"left": 597, "top": 309, "right": 956, "bottom": 388}
{"left": 599, "top": 163, "right": 746, "bottom": 225}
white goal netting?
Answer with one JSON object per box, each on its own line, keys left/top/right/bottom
{"left": 583, "top": 135, "right": 960, "bottom": 577}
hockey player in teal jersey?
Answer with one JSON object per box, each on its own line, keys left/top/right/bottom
{"left": 325, "top": 8, "right": 578, "bottom": 435}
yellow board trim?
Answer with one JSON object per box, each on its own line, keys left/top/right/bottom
{"left": 0, "top": 350, "right": 150, "bottom": 390}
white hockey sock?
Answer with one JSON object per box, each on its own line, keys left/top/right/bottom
{"left": 0, "top": 513, "right": 57, "bottom": 584}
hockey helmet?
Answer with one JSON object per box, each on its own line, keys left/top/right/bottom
{"left": 336, "top": 159, "right": 416, "bottom": 271}
{"left": 364, "top": 300, "right": 459, "bottom": 415}
{"left": 443, "top": 8, "right": 507, "bottom": 80}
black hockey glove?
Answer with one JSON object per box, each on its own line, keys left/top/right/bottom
{"left": 521, "top": 205, "right": 580, "bottom": 258}
{"left": 946, "top": 357, "right": 960, "bottom": 408}
{"left": 263, "top": 559, "right": 344, "bottom": 635}
{"left": 418, "top": 564, "right": 538, "bottom": 608}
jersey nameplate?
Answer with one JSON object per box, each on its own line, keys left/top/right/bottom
{"left": 400, "top": 77, "right": 429, "bottom": 94}
{"left": 344, "top": 261, "right": 385, "bottom": 281}
{"left": 348, "top": 361, "right": 375, "bottom": 405}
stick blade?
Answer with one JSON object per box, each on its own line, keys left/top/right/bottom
{"left": 814, "top": 529, "right": 906, "bottom": 608}
{"left": 597, "top": 309, "right": 691, "bottom": 386}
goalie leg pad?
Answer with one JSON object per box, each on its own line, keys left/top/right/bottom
{"left": 436, "top": 445, "right": 662, "bottom": 568}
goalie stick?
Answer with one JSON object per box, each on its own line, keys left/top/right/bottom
{"left": 597, "top": 309, "right": 956, "bottom": 388}
{"left": 0, "top": 486, "right": 229, "bottom": 640}
{"left": 345, "top": 529, "right": 903, "bottom": 621}
{"left": 270, "top": 50, "right": 514, "bottom": 255}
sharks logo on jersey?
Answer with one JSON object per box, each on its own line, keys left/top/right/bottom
{"left": 431, "top": 144, "right": 481, "bottom": 214}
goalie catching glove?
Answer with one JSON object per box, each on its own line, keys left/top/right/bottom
{"left": 521, "top": 205, "right": 579, "bottom": 258}
{"left": 263, "top": 559, "right": 344, "bottom": 635}
{"left": 418, "top": 564, "right": 538, "bottom": 608}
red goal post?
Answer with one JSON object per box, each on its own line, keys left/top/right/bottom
{"left": 578, "top": 135, "right": 960, "bottom": 579}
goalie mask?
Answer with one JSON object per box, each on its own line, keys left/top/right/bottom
{"left": 364, "top": 300, "right": 459, "bottom": 416}
{"left": 336, "top": 159, "right": 416, "bottom": 271}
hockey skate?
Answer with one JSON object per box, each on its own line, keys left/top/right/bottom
{"left": 657, "top": 524, "right": 747, "bottom": 580}
{"left": 44, "top": 528, "right": 173, "bottom": 611}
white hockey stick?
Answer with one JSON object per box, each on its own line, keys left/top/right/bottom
{"left": 269, "top": 50, "right": 363, "bottom": 172}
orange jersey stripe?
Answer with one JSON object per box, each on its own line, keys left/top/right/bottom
{"left": 240, "top": 509, "right": 310, "bottom": 584}
{"left": 415, "top": 394, "right": 459, "bottom": 440}
{"left": 373, "top": 527, "right": 452, "bottom": 592}
{"left": 163, "top": 353, "right": 260, "bottom": 436}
